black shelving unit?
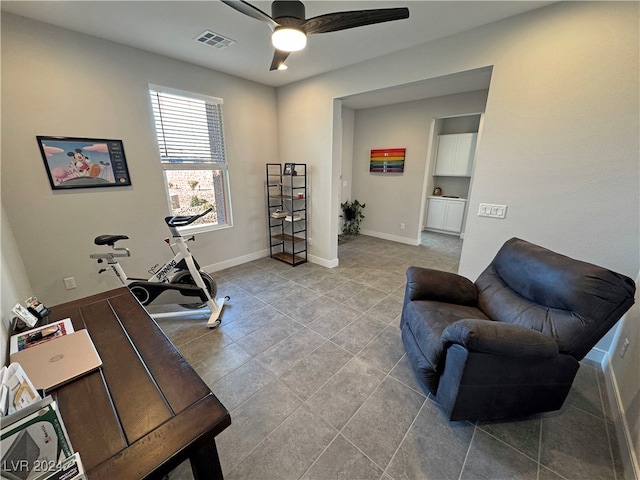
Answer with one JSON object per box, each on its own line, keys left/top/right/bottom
{"left": 266, "top": 163, "right": 307, "bottom": 266}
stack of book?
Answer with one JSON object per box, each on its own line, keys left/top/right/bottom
{"left": 1, "top": 395, "right": 85, "bottom": 480}
{"left": 9, "top": 318, "right": 74, "bottom": 359}
{"left": 270, "top": 209, "right": 288, "bottom": 219}
{"left": 1, "top": 319, "right": 89, "bottom": 479}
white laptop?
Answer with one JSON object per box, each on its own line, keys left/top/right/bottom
{"left": 10, "top": 329, "right": 102, "bottom": 392}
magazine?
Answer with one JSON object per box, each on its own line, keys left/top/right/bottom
{"left": 0, "top": 363, "right": 41, "bottom": 417}
{"left": 1, "top": 396, "right": 75, "bottom": 480}
{"left": 10, "top": 319, "right": 74, "bottom": 355}
{"left": 33, "top": 452, "right": 86, "bottom": 480}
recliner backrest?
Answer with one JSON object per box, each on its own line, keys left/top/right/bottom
{"left": 475, "top": 238, "right": 635, "bottom": 359}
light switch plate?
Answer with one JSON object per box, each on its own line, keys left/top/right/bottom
{"left": 478, "top": 203, "right": 507, "bottom": 219}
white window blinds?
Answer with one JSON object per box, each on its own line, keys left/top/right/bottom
{"left": 149, "top": 88, "right": 226, "bottom": 166}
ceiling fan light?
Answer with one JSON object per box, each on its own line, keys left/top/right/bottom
{"left": 272, "top": 27, "right": 306, "bottom": 52}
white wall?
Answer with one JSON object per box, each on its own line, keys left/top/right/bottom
{"left": 340, "top": 108, "right": 355, "bottom": 208}
{"left": 276, "top": 2, "right": 639, "bottom": 280}
{"left": 459, "top": 3, "right": 639, "bottom": 281}
{"left": 351, "top": 91, "right": 488, "bottom": 244}
{"left": 1, "top": 13, "right": 279, "bottom": 306}
{"left": 1, "top": 204, "right": 34, "bottom": 364}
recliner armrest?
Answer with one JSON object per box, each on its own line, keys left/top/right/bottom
{"left": 406, "top": 266, "right": 477, "bottom": 306}
{"left": 441, "top": 318, "right": 559, "bottom": 358}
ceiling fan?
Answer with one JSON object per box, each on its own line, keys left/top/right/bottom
{"left": 220, "top": 0, "right": 410, "bottom": 71}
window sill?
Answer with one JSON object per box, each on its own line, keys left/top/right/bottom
{"left": 179, "top": 222, "right": 232, "bottom": 236}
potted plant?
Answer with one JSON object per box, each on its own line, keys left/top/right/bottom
{"left": 340, "top": 199, "right": 366, "bottom": 235}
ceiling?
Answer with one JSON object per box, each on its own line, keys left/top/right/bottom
{"left": 2, "top": 1, "right": 552, "bottom": 90}
{"left": 340, "top": 67, "right": 493, "bottom": 109}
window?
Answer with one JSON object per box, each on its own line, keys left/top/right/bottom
{"left": 149, "top": 85, "right": 231, "bottom": 231}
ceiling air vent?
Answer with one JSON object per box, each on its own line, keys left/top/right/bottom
{"left": 195, "top": 30, "right": 236, "bottom": 49}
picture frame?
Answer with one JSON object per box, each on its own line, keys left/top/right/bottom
{"left": 370, "top": 148, "right": 405, "bottom": 174}
{"left": 283, "top": 162, "right": 295, "bottom": 176}
{"left": 36, "top": 136, "right": 132, "bottom": 190}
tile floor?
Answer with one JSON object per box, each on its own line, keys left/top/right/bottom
{"left": 158, "top": 232, "right": 626, "bottom": 480}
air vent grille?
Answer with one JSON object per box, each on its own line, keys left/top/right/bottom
{"left": 195, "top": 30, "right": 236, "bottom": 49}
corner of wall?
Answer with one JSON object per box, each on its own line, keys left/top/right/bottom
{"left": 602, "top": 358, "right": 639, "bottom": 480}
{"left": 1, "top": 204, "right": 34, "bottom": 366}
{"left": 602, "top": 272, "right": 640, "bottom": 480}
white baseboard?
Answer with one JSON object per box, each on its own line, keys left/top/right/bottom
{"left": 309, "top": 254, "right": 339, "bottom": 268}
{"left": 585, "top": 347, "right": 607, "bottom": 365}
{"left": 360, "top": 229, "right": 419, "bottom": 246}
{"left": 203, "top": 249, "right": 268, "bottom": 273}
{"left": 603, "top": 357, "right": 639, "bottom": 480}
{"left": 423, "top": 228, "right": 463, "bottom": 238}
{"left": 203, "top": 249, "right": 338, "bottom": 272}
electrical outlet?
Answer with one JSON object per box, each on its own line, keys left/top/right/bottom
{"left": 478, "top": 203, "right": 507, "bottom": 219}
{"left": 308, "top": 237, "right": 313, "bottom": 246}
{"left": 620, "top": 337, "right": 630, "bottom": 358}
{"left": 64, "top": 277, "right": 76, "bottom": 290}
{"left": 400, "top": 223, "right": 405, "bottom": 230}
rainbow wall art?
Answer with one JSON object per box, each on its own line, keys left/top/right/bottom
{"left": 369, "top": 148, "right": 405, "bottom": 173}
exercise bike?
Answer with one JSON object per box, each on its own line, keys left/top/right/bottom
{"left": 89, "top": 208, "right": 229, "bottom": 328}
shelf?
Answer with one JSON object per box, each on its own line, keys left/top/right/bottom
{"left": 428, "top": 196, "right": 466, "bottom": 201}
{"left": 432, "top": 174, "right": 471, "bottom": 178}
{"left": 271, "top": 233, "right": 305, "bottom": 244}
{"left": 272, "top": 252, "right": 307, "bottom": 266}
{"left": 266, "top": 163, "right": 307, "bottom": 267}
{"left": 269, "top": 194, "right": 306, "bottom": 200}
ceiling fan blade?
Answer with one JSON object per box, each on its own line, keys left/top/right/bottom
{"left": 220, "top": 0, "right": 279, "bottom": 30}
{"left": 270, "top": 49, "right": 291, "bottom": 71}
{"left": 302, "top": 8, "right": 409, "bottom": 35}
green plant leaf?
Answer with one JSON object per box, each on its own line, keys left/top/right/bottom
{"left": 340, "top": 199, "right": 366, "bottom": 235}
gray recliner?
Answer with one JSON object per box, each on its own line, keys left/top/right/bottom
{"left": 400, "top": 237, "right": 635, "bottom": 421}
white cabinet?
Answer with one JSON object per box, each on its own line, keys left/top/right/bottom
{"left": 426, "top": 198, "right": 447, "bottom": 229}
{"left": 426, "top": 197, "right": 466, "bottom": 233}
{"left": 442, "top": 199, "right": 465, "bottom": 231}
{"left": 434, "top": 133, "right": 477, "bottom": 176}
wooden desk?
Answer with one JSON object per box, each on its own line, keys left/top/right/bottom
{"left": 47, "top": 288, "right": 231, "bottom": 479}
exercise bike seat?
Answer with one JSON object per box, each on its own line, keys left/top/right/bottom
{"left": 94, "top": 234, "right": 129, "bottom": 246}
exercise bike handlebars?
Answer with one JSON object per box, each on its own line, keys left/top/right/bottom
{"left": 165, "top": 208, "right": 213, "bottom": 228}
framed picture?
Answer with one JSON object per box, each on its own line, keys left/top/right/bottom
{"left": 283, "top": 163, "right": 295, "bottom": 175}
{"left": 36, "top": 136, "right": 132, "bottom": 190}
{"left": 370, "top": 148, "right": 405, "bottom": 174}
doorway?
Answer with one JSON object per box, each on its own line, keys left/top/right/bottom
{"left": 420, "top": 114, "right": 481, "bottom": 255}
{"left": 420, "top": 230, "right": 464, "bottom": 273}
{"left": 335, "top": 68, "right": 492, "bottom": 266}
